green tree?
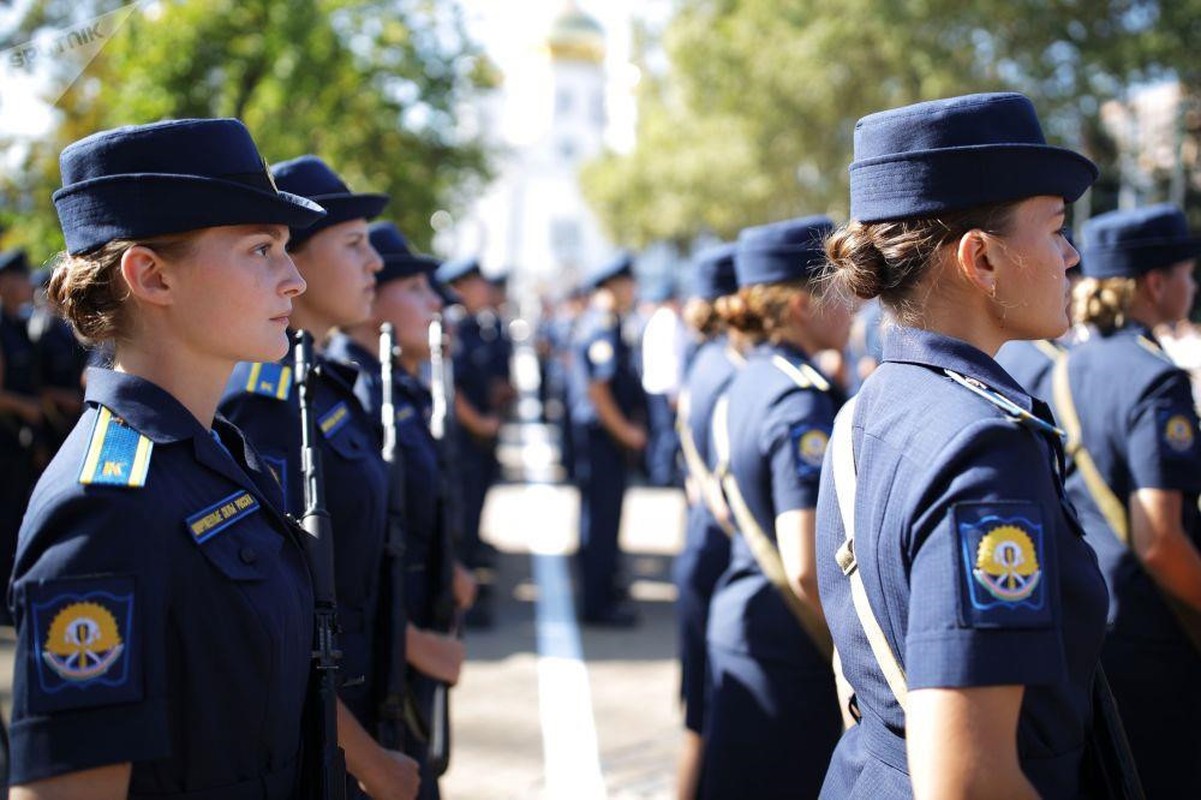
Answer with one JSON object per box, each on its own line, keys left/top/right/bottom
{"left": 1, "top": 0, "right": 496, "bottom": 260}
{"left": 582, "top": 0, "right": 1201, "bottom": 247}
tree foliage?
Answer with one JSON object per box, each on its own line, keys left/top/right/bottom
{"left": 582, "top": 0, "right": 1201, "bottom": 248}
{"left": 0, "top": 0, "right": 496, "bottom": 260}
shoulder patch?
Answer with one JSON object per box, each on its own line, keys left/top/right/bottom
{"left": 1158, "top": 408, "right": 1197, "bottom": 457}
{"left": 242, "top": 361, "right": 292, "bottom": 400}
{"left": 186, "top": 490, "right": 260, "bottom": 544}
{"left": 28, "top": 575, "right": 141, "bottom": 714}
{"left": 78, "top": 405, "right": 153, "bottom": 488}
{"left": 790, "top": 422, "right": 830, "bottom": 479}
{"left": 588, "top": 339, "right": 614, "bottom": 366}
{"left": 955, "top": 503, "right": 1052, "bottom": 629}
{"left": 318, "top": 401, "right": 351, "bottom": 439}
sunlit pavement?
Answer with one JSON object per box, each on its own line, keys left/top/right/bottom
{"left": 443, "top": 482, "right": 687, "bottom": 800}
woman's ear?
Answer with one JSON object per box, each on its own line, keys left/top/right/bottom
{"left": 954, "top": 229, "right": 1000, "bottom": 298}
{"left": 119, "top": 245, "right": 174, "bottom": 308}
{"left": 787, "top": 289, "right": 813, "bottom": 326}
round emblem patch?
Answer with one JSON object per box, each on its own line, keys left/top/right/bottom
{"left": 973, "top": 525, "right": 1042, "bottom": 603}
{"left": 588, "top": 340, "right": 614, "bottom": 366}
{"left": 1164, "top": 414, "right": 1195, "bottom": 453}
{"left": 797, "top": 429, "right": 829, "bottom": 467}
{"left": 42, "top": 601, "right": 125, "bottom": 682}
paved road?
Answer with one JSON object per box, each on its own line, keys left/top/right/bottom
{"left": 443, "top": 483, "right": 687, "bottom": 800}
{"left": 0, "top": 482, "right": 689, "bottom": 800}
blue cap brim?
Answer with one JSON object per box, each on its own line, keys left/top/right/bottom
{"left": 53, "top": 174, "right": 327, "bottom": 255}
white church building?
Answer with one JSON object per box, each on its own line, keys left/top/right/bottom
{"left": 446, "top": 2, "right": 619, "bottom": 295}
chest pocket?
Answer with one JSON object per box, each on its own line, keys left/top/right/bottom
{"left": 323, "top": 419, "right": 373, "bottom": 463}
{"left": 194, "top": 516, "right": 284, "bottom": 582}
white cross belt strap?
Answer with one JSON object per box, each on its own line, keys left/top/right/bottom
{"left": 830, "top": 395, "right": 910, "bottom": 713}
{"left": 711, "top": 394, "right": 833, "bottom": 661}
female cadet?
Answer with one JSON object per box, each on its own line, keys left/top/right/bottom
{"left": 219, "top": 156, "right": 419, "bottom": 800}
{"left": 330, "top": 221, "right": 471, "bottom": 800}
{"left": 1052, "top": 204, "right": 1201, "bottom": 797}
{"left": 8, "top": 119, "right": 320, "bottom": 797}
{"left": 671, "top": 242, "right": 741, "bottom": 799}
{"left": 702, "top": 217, "right": 849, "bottom": 800}
{"left": 817, "top": 92, "right": 1107, "bottom": 799}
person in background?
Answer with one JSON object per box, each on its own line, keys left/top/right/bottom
{"left": 220, "top": 154, "right": 419, "bottom": 800}
{"left": 641, "top": 281, "right": 687, "bottom": 488}
{"left": 334, "top": 221, "right": 473, "bottom": 800}
{"left": 1052, "top": 203, "right": 1201, "bottom": 798}
{"left": 27, "top": 265, "right": 88, "bottom": 463}
{"left": 568, "top": 252, "right": 647, "bottom": 627}
{"left": 702, "top": 217, "right": 848, "bottom": 799}
{"left": 671, "top": 242, "right": 742, "bottom": 799}
{"left": 0, "top": 248, "right": 40, "bottom": 622}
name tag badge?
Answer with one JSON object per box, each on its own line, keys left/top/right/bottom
{"left": 185, "top": 490, "right": 260, "bottom": 544}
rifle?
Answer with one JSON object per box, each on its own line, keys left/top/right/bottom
{"left": 425, "top": 313, "right": 462, "bottom": 776}
{"left": 295, "top": 330, "right": 348, "bottom": 800}
{"left": 375, "top": 323, "right": 409, "bottom": 751}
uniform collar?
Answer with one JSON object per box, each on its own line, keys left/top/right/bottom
{"left": 84, "top": 367, "right": 207, "bottom": 443}
{"left": 1112, "top": 320, "right": 1155, "bottom": 342}
{"left": 751, "top": 339, "right": 811, "bottom": 364}
{"left": 882, "top": 326, "right": 1034, "bottom": 412}
{"left": 324, "top": 332, "right": 377, "bottom": 370}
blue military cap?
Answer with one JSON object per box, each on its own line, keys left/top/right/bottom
{"left": 642, "top": 279, "right": 676, "bottom": 303}
{"left": 735, "top": 215, "right": 834, "bottom": 288}
{"left": 270, "top": 155, "right": 388, "bottom": 247}
{"left": 849, "top": 93, "right": 1098, "bottom": 224}
{"left": 691, "top": 243, "right": 738, "bottom": 300}
{"left": 1082, "top": 204, "right": 1201, "bottom": 279}
{"left": 368, "top": 222, "right": 439, "bottom": 286}
{"left": 584, "top": 252, "right": 634, "bottom": 290}
{"left": 431, "top": 275, "right": 461, "bottom": 307}
{"left": 53, "top": 119, "right": 326, "bottom": 255}
{"left": 435, "top": 256, "right": 483, "bottom": 286}
{"left": 0, "top": 248, "right": 29, "bottom": 275}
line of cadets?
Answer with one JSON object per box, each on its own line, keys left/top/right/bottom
{"left": 5, "top": 93, "right": 1201, "bottom": 798}
{"left": 1, "top": 120, "right": 512, "bottom": 798}
{"left": 666, "top": 99, "right": 1201, "bottom": 797}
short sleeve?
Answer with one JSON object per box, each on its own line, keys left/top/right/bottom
{"left": 1126, "top": 371, "right": 1201, "bottom": 493}
{"left": 765, "top": 389, "right": 833, "bottom": 513}
{"left": 905, "top": 421, "right": 1066, "bottom": 690}
{"left": 583, "top": 327, "right": 620, "bottom": 383}
{"left": 9, "top": 491, "right": 171, "bottom": 784}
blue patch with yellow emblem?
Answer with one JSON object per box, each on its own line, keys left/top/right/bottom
{"left": 1157, "top": 407, "right": 1197, "bottom": 458}
{"left": 955, "top": 502, "right": 1052, "bottom": 629}
{"left": 789, "top": 422, "right": 830, "bottom": 480}
{"left": 185, "top": 490, "right": 260, "bottom": 544}
{"left": 28, "top": 575, "right": 141, "bottom": 713}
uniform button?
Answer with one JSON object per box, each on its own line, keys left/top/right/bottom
{"left": 240, "top": 547, "right": 258, "bottom": 564}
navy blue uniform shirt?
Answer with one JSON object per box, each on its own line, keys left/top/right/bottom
{"left": 222, "top": 343, "right": 388, "bottom": 726}
{"left": 1055, "top": 322, "right": 1201, "bottom": 643}
{"left": 10, "top": 368, "right": 313, "bottom": 796}
{"left": 568, "top": 307, "right": 643, "bottom": 426}
{"left": 816, "top": 327, "right": 1108, "bottom": 799}
{"left": 708, "top": 341, "right": 840, "bottom": 668}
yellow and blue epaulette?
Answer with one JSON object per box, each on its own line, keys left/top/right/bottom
{"left": 944, "top": 369, "right": 1064, "bottom": 438}
{"left": 770, "top": 355, "right": 830, "bottom": 392}
{"left": 78, "top": 405, "right": 153, "bottom": 488}
{"left": 240, "top": 361, "right": 292, "bottom": 401}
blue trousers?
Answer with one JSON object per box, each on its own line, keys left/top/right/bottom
{"left": 645, "top": 393, "right": 681, "bottom": 487}
{"left": 574, "top": 424, "right": 627, "bottom": 617}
